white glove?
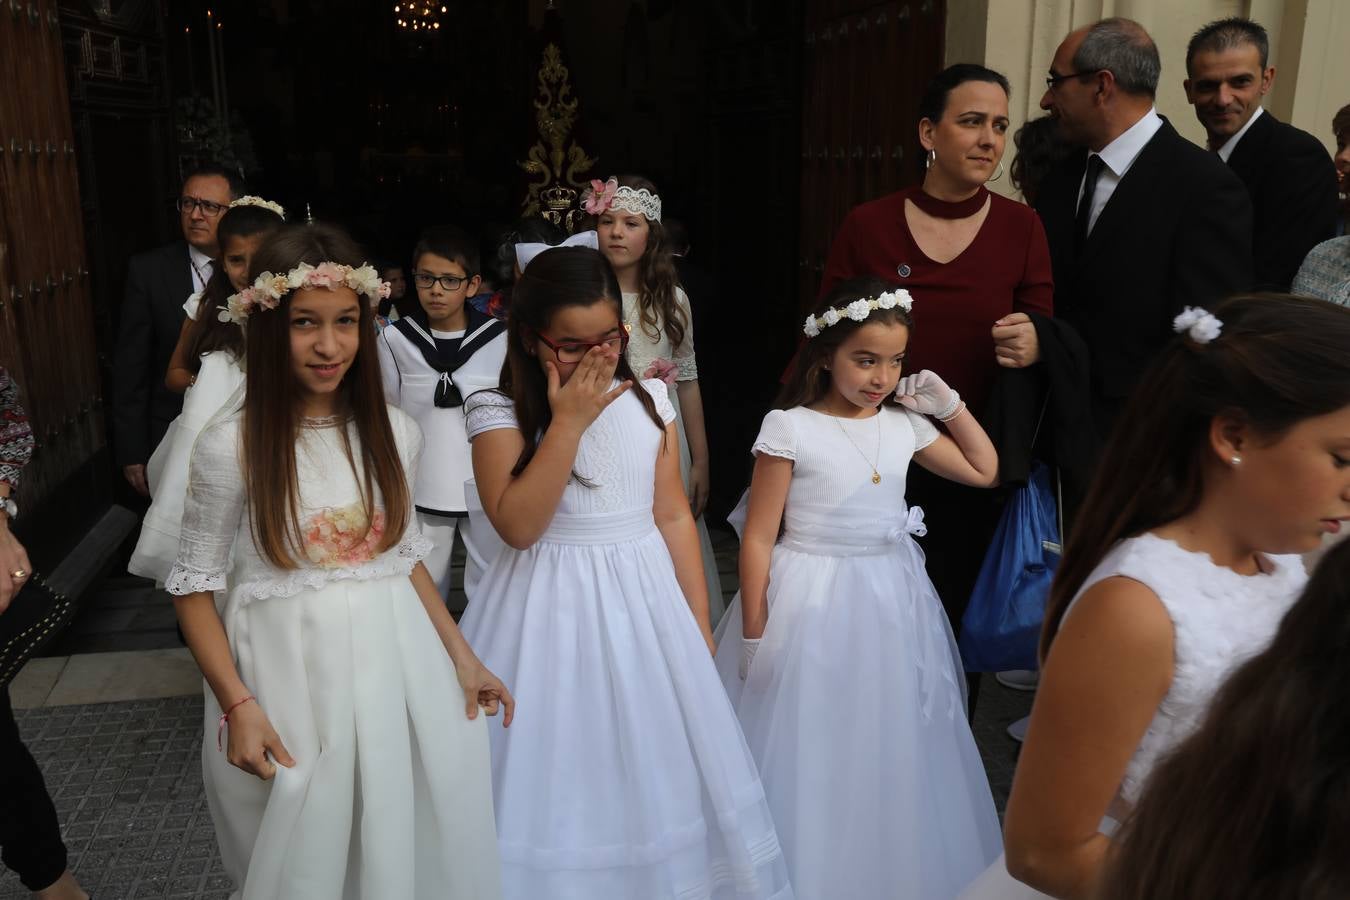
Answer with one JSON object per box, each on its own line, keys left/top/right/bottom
{"left": 739, "top": 638, "right": 761, "bottom": 681}
{"left": 895, "top": 369, "right": 962, "bottom": 420}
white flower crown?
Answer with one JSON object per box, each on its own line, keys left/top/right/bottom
{"left": 1173, "top": 306, "right": 1222, "bottom": 344}
{"left": 582, "top": 177, "right": 663, "bottom": 222}
{"left": 229, "top": 195, "right": 286, "bottom": 218}
{"left": 220, "top": 261, "right": 391, "bottom": 325}
{"left": 803, "top": 289, "right": 914, "bottom": 338}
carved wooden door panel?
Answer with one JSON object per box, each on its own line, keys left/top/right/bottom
{"left": 798, "top": 0, "right": 945, "bottom": 309}
{"left": 0, "top": 0, "right": 102, "bottom": 516}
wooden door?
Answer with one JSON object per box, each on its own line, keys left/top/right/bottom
{"left": 0, "top": 0, "right": 103, "bottom": 528}
{"left": 798, "top": 0, "right": 945, "bottom": 309}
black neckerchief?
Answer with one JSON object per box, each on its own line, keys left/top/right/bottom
{"left": 392, "top": 306, "right": 505, "bottom": 408}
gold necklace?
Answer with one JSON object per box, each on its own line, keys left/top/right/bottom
{"left": 831, "top": 412, "right": 882, "bottom": 484}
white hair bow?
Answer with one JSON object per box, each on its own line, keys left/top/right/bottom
{"left": 515, "top": 230, "right": 600, "bottom": 272}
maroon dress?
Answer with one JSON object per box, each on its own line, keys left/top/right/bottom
{"left": 818, "top": 184, "right": 1055, "bottom": 651}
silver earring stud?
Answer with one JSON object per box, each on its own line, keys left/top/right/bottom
{"left": 1230, "top": 456, "right": 1242, "bottom": 466}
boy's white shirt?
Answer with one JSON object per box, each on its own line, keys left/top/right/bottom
{"left": 378, "top": 323, "right": 507, "bottom": 513}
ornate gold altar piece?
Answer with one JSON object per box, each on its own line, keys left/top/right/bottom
{"left": 519, "top": 43, "right": 597, "bottom": 233}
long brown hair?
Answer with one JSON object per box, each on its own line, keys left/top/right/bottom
{"left": 614, "top": 174, "right": 688, "bottom": 349}
{"left": 498, "top": 245, "right": 665, "bottom": 476}
{"left": 240, "top": 223, "right": 410, "bottom": 569}
{"left": 776, "top": 277, "right": 914, "bottom": 411}
{"left": 1098, "top": 538, "right": 1350, "bottom": 899}
{"left": 183, "top": 203, "right": 285, "bottom": 370}
{"left": 1042, "top": 294, "right": 1350, "bottom": 659}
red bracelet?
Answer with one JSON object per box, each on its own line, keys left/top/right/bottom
{"left": 217, "top": 695, "right": 256, "bottom": 751}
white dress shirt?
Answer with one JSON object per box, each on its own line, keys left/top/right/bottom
{"left": 1216, "top": 105, "right": 1264, "bottom": 163}
{"left": 1079, "top": 107, "right": 1164, "bottom": 236}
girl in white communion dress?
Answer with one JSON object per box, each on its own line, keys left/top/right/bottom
{"left": 961, "top": 297, "right": 1350, "bottom": 898}
{"left": 715, "top": 278, "right": 1003, "bottom": 899}
{"left": 167, "top": 224, "right": 509, "bottom": 900}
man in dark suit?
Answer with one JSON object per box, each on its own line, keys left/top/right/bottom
{"left": 113, "top": 164, "right": 239, "bottom": 495}
{"left": 1184, "top": 17, "right": 1338, "bottom": 291}
{"left": 1034, "top": 17, "right": 1253, "bottom": 443}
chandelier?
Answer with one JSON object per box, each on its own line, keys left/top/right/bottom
{"left": 394, "top": 1, "right": 446, "bottom": 31}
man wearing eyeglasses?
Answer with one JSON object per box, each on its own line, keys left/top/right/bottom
{"left": 1033, "top": 17, "right": 1251, "bottom": 445}
{"left": 112, "top": 163, "right": 240, "bottom": 496}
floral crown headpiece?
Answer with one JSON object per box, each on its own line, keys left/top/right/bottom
{"left": 803, "top": 289, "right": 914, "bottom": 338}
{"left": 1173, "top": 307, "right": 1222, "bottom": 344}
{"left": 228, "top": 195, "right": 286, "bottom": 218}
{"left": 582, "top": 177, "right": 662, "bottom": 222}
{"left": 220, "top": 261, "right": 391, "bottom": 325}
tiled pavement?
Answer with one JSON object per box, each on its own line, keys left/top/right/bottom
{"left": 0, "top": 529, "right": 1032, "bottom": 899}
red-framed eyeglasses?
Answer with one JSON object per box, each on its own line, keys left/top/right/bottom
{"left": 535, "top": 329, "right": 629, "bottom": 364}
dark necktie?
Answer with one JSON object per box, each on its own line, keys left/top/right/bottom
{"left": 1074, "top": 153, "right": 1106, "bottom": 252}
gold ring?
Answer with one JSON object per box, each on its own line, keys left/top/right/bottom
{"left": 10, "top": 569, "right": 27, "bottom": 579}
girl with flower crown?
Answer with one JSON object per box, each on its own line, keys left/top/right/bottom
{"left": 960, "top": 295, "right": 1350, "bottom": 899}
{"left": 166, "top": 223, "right": 509, "bottom": 899}
{"left": 713, "top": 277, "right": 1003, "bottom": 898}
{"left": 459, "top": 245, "right": 791, "bottom": 900}
{"left": 587, "top": 174, "right": 726, "bottom": 623}
{"left": 130, "top": 197, "right": 286, "bottom": 586}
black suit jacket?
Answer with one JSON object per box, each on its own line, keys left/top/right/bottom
{"left": 112, "top": 241, "right": 194, "bottom": 466}
{"left": 1035, "top": 119, "right": 1252, "bottom": 436}
{"left": 1225, "top": 110, "right": 1339, "bottom": 291}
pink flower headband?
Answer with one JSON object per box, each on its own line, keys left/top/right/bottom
{"left": 582, "top": 177, "right": 663, "bottom": 222}
{"left": 220, "top": 261, "right": 391, "bottom": 325}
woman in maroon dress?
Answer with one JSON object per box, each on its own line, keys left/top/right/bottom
{"left": 819, "top": 64, "right": 1055, "bottom": 659}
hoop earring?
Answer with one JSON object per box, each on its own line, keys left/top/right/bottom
{"left": 987, "top": 160, "right": 1005, "bottom": 183}
{"left": 925, "top": 149, "right": 936, "bottom": 170}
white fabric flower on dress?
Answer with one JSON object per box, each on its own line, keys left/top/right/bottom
{"left": 845, "top": 299, "right": 872, "bottom": 321}
{"left": 1173, "top": 307, "right": 1223, "bottom": 344}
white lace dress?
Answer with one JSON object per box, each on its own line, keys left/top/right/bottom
{"left": 623, "top": 288, "right": 724, "bottom": 624}
{"left": 166, "top": 407, "right": 502, "bottom": 900}
{"left": 713, "top": 406, "right": 1002, "bottom": 899}
{"left": 959, "top": 533, "right": 1306, "bottom": 899}
{"left": 459, "top": 380, "right": 792, "bottom": 900}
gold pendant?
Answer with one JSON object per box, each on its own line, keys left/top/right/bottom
{"left": 872, "top": 472, "right": 881, "bottom": 485}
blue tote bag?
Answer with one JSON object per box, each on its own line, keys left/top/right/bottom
{"left": 958, "top": 461, "right": 1062, "bottom": 673}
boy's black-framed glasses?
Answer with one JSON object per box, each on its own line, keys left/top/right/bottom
{"left": 413, "top": 272, "right": 472, "bottom": 291}
{"left": 535, "top": 331, "right": 629, "bottom": 364}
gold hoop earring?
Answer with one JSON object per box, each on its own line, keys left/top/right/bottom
{"left": 987, "top": 160, "right": 1005, "bottom": 183}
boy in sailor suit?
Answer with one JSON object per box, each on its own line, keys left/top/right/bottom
{"left": 378, "top": 226, "right": 507, "bottom": 606}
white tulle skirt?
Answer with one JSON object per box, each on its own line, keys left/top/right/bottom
{"left": 130, "top": 352, "right": 244, "bottom": 585}
{"left": 714, "top": 503, "right": 1002, "bottom": 899}
{"left": 460, "top": 507, "right": 792, "bottom": 900}
{"left": 205, "top": 573, "right": 502, "bottom": 899}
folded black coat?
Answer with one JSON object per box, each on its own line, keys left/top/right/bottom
{"left": 983, "top": 313, "right": 1096, "bottom": 524}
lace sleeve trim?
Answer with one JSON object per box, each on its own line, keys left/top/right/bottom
{"left": 164, "top": 564, "right": 227, "bottom": 596}
{"left": 671, "top": 287, "right": 699, "bottom": 382}
{"left": 751, "top": 440, "right": 796, "bottom": 461}
{"left": 465, "top": 392, "right": 518, "bottom": 440}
